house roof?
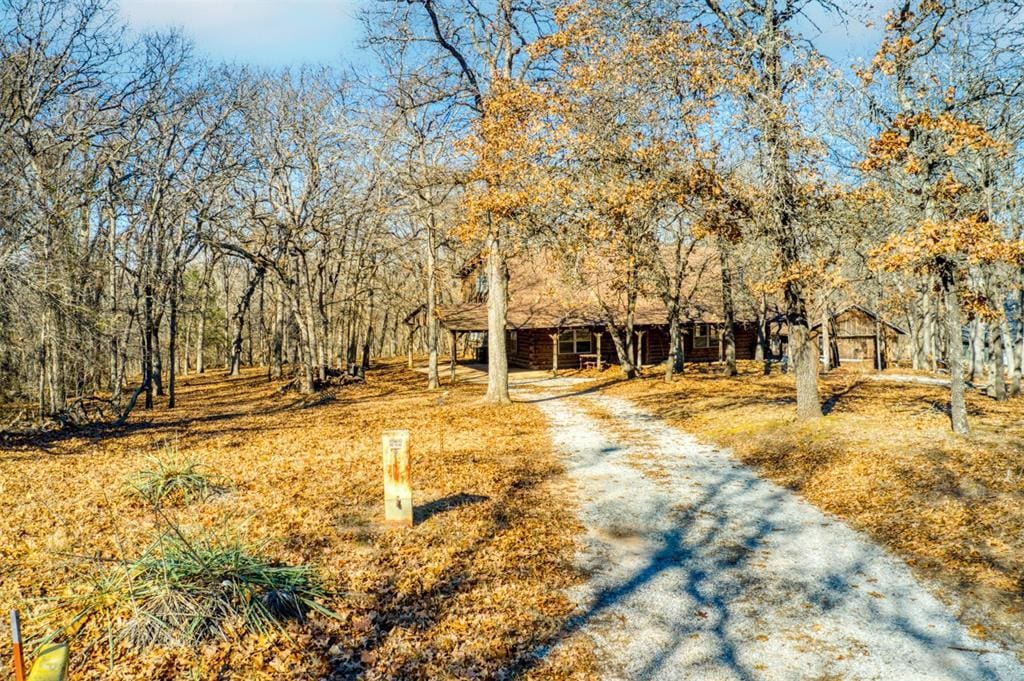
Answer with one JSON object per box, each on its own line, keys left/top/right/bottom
{"left": 436, "top": 247, "right": 753, "bottom": 332}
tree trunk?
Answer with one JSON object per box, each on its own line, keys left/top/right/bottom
{"left": 168, "top": 273, "right": 179, "bottom": 408}
{"left": 821, "top": 304, "right": 831, "bottom": 372}
{"left": 37, "top": 334, "right": 46, "bottom": 419}
{"left": 909, "top": 292, "right": 926, "bottom": 370}
{"left": 377, "top": 307, "right": 391, "bottom": 359}
{"left": 143, "top": 283, "right": 154, "bottom": 409}
{"left": 969, "top": 320, "right": 984, "bottom": 382}
{"left": 762, "top": 0, "right": 820, "bottom": 419}
{"left": 107, "top": 202, "right": 121, "bottom": 400}
{"left": 603, "top": 257, "right": 639, "bottom": 380}
{"left": 1012, "top": 284, "right": 1023, "bottom": 396}
{"left": 152, "top": 323, "right": 164, "bottom": 396}
{"left": 990, "top": 316, "right": 1006, "bottom": 401}
{"left": 182, "top": 312, "right": 191, "bottom": 376}
{"left": 665, "top": 310, "right": 682, "bottom": 382}
{"left": 605, "top": 321, "right": 638, "bottom": 379}
{"left": 289, "top": 292, "right": 317, "bottom": 394}
{"left": 484, "top": 234, "right": 511, "bottom": 404}
{"left": 426, "top": 222, "right": 439, "bottom": 390}
{"left": 940, "top": 260, "right": 969, "bottom": 434}
{"left": 758, "top": 295, "right": 771, "bottom": 375}
{"left": 271, "top": 285, "right": 285, "bottom": 379}
{"left": 361, "top": 288, "right": 375, "bottom": 370}
{"left": 196, "top": 290, "right": 208, "bottom": 374}
{"left": 229, "top": 267, "right": 264, "bottom": 377}
{"left": 719, "top": 242, "right": 737, "bottom": 377}
{"left": 790, "top": 318, "right": 821, "bottom": 420}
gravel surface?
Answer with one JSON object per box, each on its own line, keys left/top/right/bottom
{"left": 525, "top": 387, "right": 1024, "bottom": 681}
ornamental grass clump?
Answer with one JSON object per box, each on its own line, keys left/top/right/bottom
{"left": 48, "top": 529, "right": 336, "bottom": 651}
{"left": 126, "top": 452, "right": 232, "bottom": 506}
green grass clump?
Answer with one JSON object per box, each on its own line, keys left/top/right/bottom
{"left": 126, "top": 453, "right": 231, "bottom": 506}
{"left": 49, "top": 529, "right": 336, "bottom": 650}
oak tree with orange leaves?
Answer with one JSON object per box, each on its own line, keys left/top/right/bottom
{"left": 858, "top": 0, "right": 1024, "bottom": 433}
{"left": 536, "top": 0, "right": 733, "bottom": 379}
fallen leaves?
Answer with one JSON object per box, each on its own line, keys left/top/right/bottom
{"left": 601, "top": 361, "right": 1024, "bottom": 657}
{"left": 1, "top": 362, "right": 594, "bottom": 679}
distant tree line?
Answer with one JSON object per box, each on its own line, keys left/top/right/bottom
{"left": 2, "top": 0, "right": 1023, "bottom": 435}
{"left": 0, "top": 0, "right": 464, "bottom": 425}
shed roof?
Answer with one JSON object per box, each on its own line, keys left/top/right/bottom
{"left": 810, "top": 305, "right": 908, "bottom": 336}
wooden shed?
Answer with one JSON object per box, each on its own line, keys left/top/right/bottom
{"left": 812, "top": 306, "right": 908, "bottom": 370}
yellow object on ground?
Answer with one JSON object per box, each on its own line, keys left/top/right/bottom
{"left": 27, "top": 644, "right": 68, "bottom": 681}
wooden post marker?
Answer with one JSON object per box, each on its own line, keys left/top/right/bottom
{"left": 382, "top": 430, "right": 413, "bottom": 527}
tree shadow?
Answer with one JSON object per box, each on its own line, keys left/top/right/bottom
{"left": 515, "top": 377, "right": 627, "bottom": 404}
{"left": 0, "top": 365, "right": 432, "bottom": 459}
{"left": 414, "top": 493, "right": 490, "bottom": 524}
{"left": 324, "top": 462, "right": 568, "bottom": 679}
{"left": 499, "top": 394, "right": 1015, "bottom": 680}
{"left": 821, "top": 378, "right": 865, "bottom": 415}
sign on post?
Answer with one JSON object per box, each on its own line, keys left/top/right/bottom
{"left": 382, "top": 430, "right": 413, "bottom": 527}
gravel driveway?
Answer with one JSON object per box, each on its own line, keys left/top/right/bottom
{"left": 523, "top": 386, "right": 1024, "bottom": 680}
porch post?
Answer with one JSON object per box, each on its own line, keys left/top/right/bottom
{"left": 596, "top": 331, "right": 602, "bottom": 371}
{"left": 550, "top": 333, "right": 559, "bottom": 377}
{"left": 407, "top": 327, "right": 415, "bottom": 369}
{"left": 875, "top": 317, "right": 883, "bottom": 371}
{"left": 450, "top": 330, "right": 458, "bottom": 382}
{"left": 636, "top": 330, "right": 646, "bottom": 368}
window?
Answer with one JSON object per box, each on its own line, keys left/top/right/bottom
{"left": 508, "top": 330, "right": 518, "bottom": 353}
{"left": 694, "top": 324, "right": 716, "bottom": 349}
{"left": 558, "top": 330, "right": 592, "bottom": 354}
{"left": 473, "top": 272, "right": 488, "bottom": 301}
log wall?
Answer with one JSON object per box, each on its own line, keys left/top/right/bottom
{"left": 506, "top": 323, "right": 758, "bottom": 370}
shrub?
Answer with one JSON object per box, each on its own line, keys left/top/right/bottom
{"left": 46, "top": 528, "right": 336, "bottom": 650}
{"left": 126, "top": 453, "right": 231, "bottom": 506}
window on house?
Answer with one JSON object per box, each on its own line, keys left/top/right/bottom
{"left": 694, "top": 324, "right": 716, "bottom": 349}
{"left": 473, "top": 272, "right": 488, "bottom": 301}
{"left": 558, "top": 330, "right": 592, "bottom": 354}
{"left": 508, "top": 330, "right": 518, "bottom": 353}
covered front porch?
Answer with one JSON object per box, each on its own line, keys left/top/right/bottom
{"left": 446, "top": 325, "right": 671, "bottom": 374}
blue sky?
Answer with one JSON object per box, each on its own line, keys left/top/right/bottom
{"left": 118, "top": 0, "right": 886, "bottom": 70}
{"left": 118, "top": 0, "right": 368, "bottom": 68}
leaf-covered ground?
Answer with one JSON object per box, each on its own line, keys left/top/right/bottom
{"left": 598, "top": 361, "right": 1024, "bottom": 659}
{"left": 0, "top": 363, "right": 593, "bottom": 679}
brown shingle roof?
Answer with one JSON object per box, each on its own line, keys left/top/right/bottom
{"left": 437, "top": 248, "right": 749, "bottom": 332}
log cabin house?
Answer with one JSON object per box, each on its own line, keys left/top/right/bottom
{"left": 429, "top": 252, "right": 760, "bottom": 372}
